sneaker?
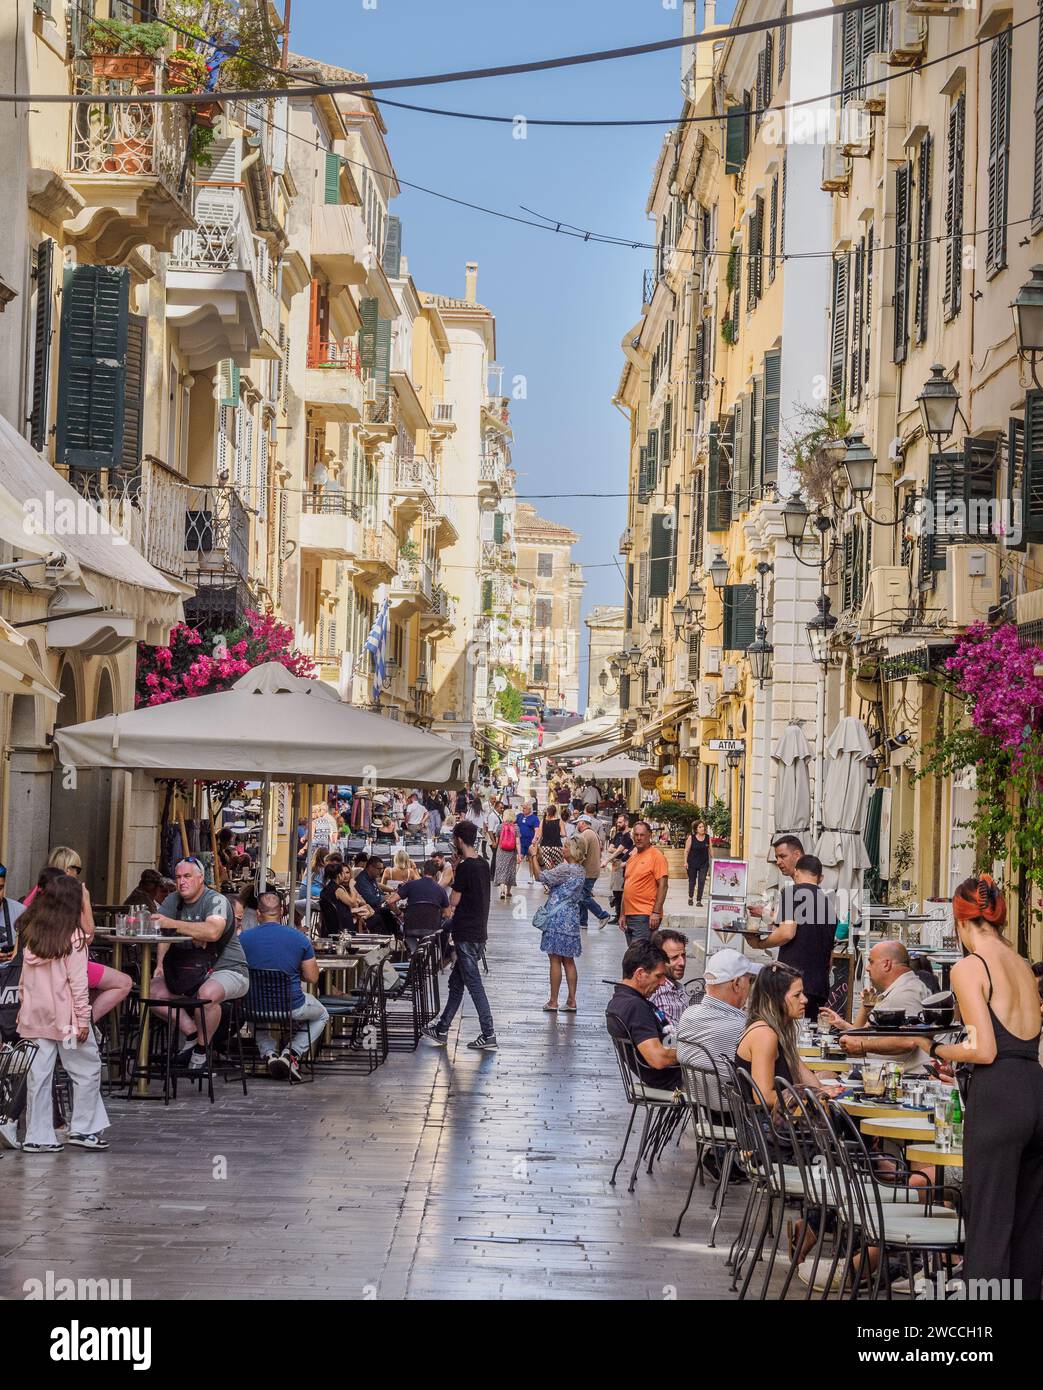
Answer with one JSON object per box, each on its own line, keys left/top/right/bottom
{"left": 466, "top": 1033, "right": 498, "bottom": 1052}
{"left": 66, "top": 1133, "right": 110, "bottom": 1151}
{"left": 287, "top": 1052, "right": 303, "bottom": 1084}
{"left": 266, "top": 1052, "right": 290, "bottom": 1080}
{"left": 796, "top": 1257, "right": 845, "bottom": 1294}
{"left": 0, "top": 1121, "right": 21, "bottom": 1151}
{"left": 174, "top": 1040, "right": 198, "bottom": 1068}
{"left": 421, "top": 1023, "right": 449, "bottom": 1046}
{"left": 22, "top": 1142, "right": 64, "bottom": 1154}
{"left": 187, "top": 1047, "right": 208, "bottom": 1074}
{"left": 688, "top": 898, "right": 693, "bottom": 906}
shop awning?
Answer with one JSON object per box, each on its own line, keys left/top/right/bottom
{"left": 539, "top": 714, "right": 620, "bottom": 758}
{"left": 0, "top": 616, "right": 59, "bottom": 701}
{"left": 0, "top": 413, "right": 184, "bottom": 640}
{"left": 628, "top": 698, "right": 696, "bottom": 748}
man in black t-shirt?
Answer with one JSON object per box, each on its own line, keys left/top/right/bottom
{"left": 387, "top": 860, "right": 450, "bottom": 953}
{"left": 422, "top": 822, "right": 497, "bottom": 1051}
{"left": 756, "top": 854, "right": 837, "bottom": 1019}
{"left": 605, "top": 941, "right": 682, "bottom": 1091}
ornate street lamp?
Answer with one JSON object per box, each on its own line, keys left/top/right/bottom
{"left": 842, "top": 429, "right": 876, "bottom": 496}
{"left": 726, "top": 747, "right": 743, "bottom": 770}
{"left": 747, "top": 623, "right": 774, "bottom": 686}
{"left": 709, "top": 551, "right": 730, "bottom": 590}
{"left": 916, "top": 364, "right": 960, "bottom": 447}
{"left": 1011, "top": 265, "right": 1043, "bottom": 383}
{"left": 805, "top": 592, "right": 838, "bottom": 666}
{"left": 782, "top": 493, "right": 809, "bottom": 544}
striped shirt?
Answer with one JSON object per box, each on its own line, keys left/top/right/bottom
{"left": 675, "top": 994, "right": 748, "bottom": 1110}
{"left": 648, "top": 978, "right": 690, "bottom": 1038}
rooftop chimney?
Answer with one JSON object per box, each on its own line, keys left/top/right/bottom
{"left": 465, "top": 262, "right": 478, "bottom": 304}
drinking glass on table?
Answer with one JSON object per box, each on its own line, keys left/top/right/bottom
{"left": 934, "top": 1096, "right": 952, "bottom": 1150}
{"left": 863, "top": 1062, "right": 884, "bottom": 1097}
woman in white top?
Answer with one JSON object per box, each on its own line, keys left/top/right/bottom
{"left": 381, "top": 849, "right": 419, "bottom": 894}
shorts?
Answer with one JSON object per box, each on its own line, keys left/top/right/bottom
{"left": 87, "top": 960, "right": 105, "bottom": 989}
{"left": 206, "top": 969, "right": 250, "bottom": 1001}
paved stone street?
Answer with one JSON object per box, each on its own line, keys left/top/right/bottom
{"left": 0, "top": 879, "right": 744, "bottom": 1301}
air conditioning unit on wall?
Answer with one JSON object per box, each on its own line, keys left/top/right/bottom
{"left": 945, "top": 545, "right": 1000, "bottom": 628}
{"left": 888, "top": 0, "right": 927, "bottom": 64}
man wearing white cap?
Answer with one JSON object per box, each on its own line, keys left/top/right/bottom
{"left": 675, "top": 949, "right": 764, "bottom": 1111}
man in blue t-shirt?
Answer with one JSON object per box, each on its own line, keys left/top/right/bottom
{"left": 516, "top": 800, "right": 541, "bottom": 883}
{"left": 386, "top": 860, "right": 450, "bottom": 954}
{"left": 240, "top": 892, "right": 329, "bottom": 1082}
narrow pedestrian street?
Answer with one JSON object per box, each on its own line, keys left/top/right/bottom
{"left": 0, "top": 884, "right": 737, "bottom": 1302}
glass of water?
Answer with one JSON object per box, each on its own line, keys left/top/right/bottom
{"left": 934, "top": 1097, "right": 952, "bottom": 1150}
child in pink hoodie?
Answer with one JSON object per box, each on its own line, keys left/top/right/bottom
{"left": 17, "top": 874, "right": 109, "bottom": 1153}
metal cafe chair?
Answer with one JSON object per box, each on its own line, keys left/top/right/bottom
{"left": 608, "top": 1029, "right": 683, "bottom": 1193}
{"left": 675, "top": 1047, "right": 740, "bottom": 1244}
{"left": 241, "top": 968, "right": 314, "bottom": 1082}
{"left": 316, "top": 960, "right": 389, "bottom": 1074}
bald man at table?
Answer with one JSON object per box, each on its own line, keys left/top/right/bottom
{"left": 819, "top": 941, "right": 931, "bottom": 1069}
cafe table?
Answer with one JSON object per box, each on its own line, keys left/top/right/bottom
{"left": 802, "top": 1057, "right": 848, "bottom": 1073}
{"left": 93, "top": 929, "right": 190, "bottom": 1097}
{"left": 861, "top": 1115, "right": 936, "bottom": 1144}
{"left": 906, "top": 1144, "right": 964, "bottom": 1169}
{"left": 840, "top": 1098, "right": 932, "bottom": 1122}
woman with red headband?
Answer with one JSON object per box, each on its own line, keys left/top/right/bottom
{"left": 930, "top": 874, "right": 1043, "bottom": 1298}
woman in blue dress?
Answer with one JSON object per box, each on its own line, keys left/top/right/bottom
{"left": 537, "top": 839, "right": 585, "bottom": 1013}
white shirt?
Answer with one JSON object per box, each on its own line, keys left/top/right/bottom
{"left": 405, "top": 801, "right": 426, "bottom": 827}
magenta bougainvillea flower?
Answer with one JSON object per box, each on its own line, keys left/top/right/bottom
{"left": 946, "top": 623, "right": 1043, "bottom": 754}
{"left": 135, "top": 610, "right": 317, "bottom": 708}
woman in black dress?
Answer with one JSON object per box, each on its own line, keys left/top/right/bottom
{"left": 683, "top": 819, "right": 712, "bottom": 906}
{"left": 932, "top": 875, "right": 1043, "bottom": 1299}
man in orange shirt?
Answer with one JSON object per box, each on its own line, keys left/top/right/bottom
{"left": 618, "top": 820, "right": 670, "bottom": 945}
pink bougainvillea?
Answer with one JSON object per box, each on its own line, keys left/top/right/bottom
{"left": 946, "top": 623, "right": 1043, "bottom": 753}
{"left": 135, "top": 610, "right": 317, "bottom": 708}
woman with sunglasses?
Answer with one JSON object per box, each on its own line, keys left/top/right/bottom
{"left": 23, "top": 849, "right": 132, "bottom": 1025}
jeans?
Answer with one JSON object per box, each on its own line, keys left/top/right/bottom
{"left": 256, "top": 993, "right": 330, "bottom": 1059}
{"left": 579, "top": 875, "right": 610, "bottom": 926}
{"left": 624, "top": 914, "right": 653, "bottom": 945}
{"left": 437, "top": 940, "right": 494, "bottom": 1038}
{"left": 687, "top": 862, "right": 709, "bottom": 903}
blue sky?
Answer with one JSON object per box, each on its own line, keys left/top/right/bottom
{"left": 291, "top": 0, "right": 715, "bottom": 703}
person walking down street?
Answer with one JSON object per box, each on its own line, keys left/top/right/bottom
{"left": 17, "top": 874, "right": 110, "bottom": 1153}
{"left": 684, "top": 820, "right": 712, "bottom": 907}
{"left": 516, "top": 801, "right": 541, "bottom": 884}
{"left": 537, "top": 838, "right": 585, "bottom": 1012}
{"left": 574, "top": 813, "right": 611, "bottom": 929}
{"left": 493, "top": 809, "right": 520, "bottom": 901}
{"left": 533, "top": 805, "right": 565, "bottom": 874}
{"left": 618, "top": 820, "right": 669, "bottom": 945}
{"left": 932, "top": 876, "right": 1043, "bottom": 1299}
{"left": 605, "top": 814, "right": 634, "bottom": 919}
{"left": 422, "top": 821, "right": 497, "bottom": 1052}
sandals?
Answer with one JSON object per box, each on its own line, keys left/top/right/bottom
{"left": 542, "top": 1003, "right": 558, "bottom": 1012}
{"left": 560, "top": 1003, "right": 577, "bottom": 1013}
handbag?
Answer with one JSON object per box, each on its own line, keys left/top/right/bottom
{"left": 532, "top": 904, "right": 551, "bottom": 931}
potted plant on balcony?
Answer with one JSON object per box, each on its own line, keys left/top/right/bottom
{"left": 86, "top": 19, "right": 167, "bottom": 86}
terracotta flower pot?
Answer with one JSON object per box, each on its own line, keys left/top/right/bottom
{"left": 192, "top": 101, "right": 220, "bottom": 129}
{"left": 91, "top": 53, "right": 157, "bottom": 87}
{"left": 165, "top": 57, "right": 206, "bottom": 90}
{"left": 103, "top": 136, "right": 151, "bottom": 175}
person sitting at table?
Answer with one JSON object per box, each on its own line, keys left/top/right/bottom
{"left": 429, "top": 851, "right": 455, "bottom": 891}
{"left": 677, "top": 949, "right": 763, "bottom": 1112}
{"left": 150, "top": 858, "right": 250, "bottom": 1074}
{"left": 648, "top": 929, "right": 691, "bottom": 1038}
{"left": 381, "top": 849, "right": 419, "bottom": 895}
{"left": 735, "top": 963, "right": 840, "bottom": 1108}
{"left": 122, "top": 869, "right": 168, "bottom": 913}
{"left": 386, "top": 859, "right": 450, "bottom": 954}
{"left": 240, "top": 891, "right": 328, "bottom": 1082}
{"left": 319, "top": 861, "right": 367, "bottom": 936}
{"left": 750, "top": 854, "right": 835, "bottom": 1021}
{"left": 354, "top": 858, "right": 403, "bottom": 936}
{"left": 819, "top": 941, "right": 931, "bottom": 1070}
{"left": 605, "top": 940, "right": 682, "bottom": 1092}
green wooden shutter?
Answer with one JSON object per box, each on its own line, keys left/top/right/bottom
{"left": 725, "top": 106, "right": 746, "bottom": 174}
{"left": 850, "top": 240, "right": 864, "bottom": 403}
{"left": 637, "top": 444, "right": 650, "bottom": 504}
{"left": 1034, "top": 9, "right": 1043, "bottom": 224}
{"left": 734, "top": 395, "right": 748, "bottom": 512}
{"left": 324, "top": 151, "right": 341, "bottom": 204}
{"left": 1021, "top": 390, "right": 1043, "bottom": 543}
{"left": 493, "top": 510, "right": 504, "bottom": 544}
{"left": 762, "top": 348, "right": 781, "bottom": 485}
{"left": 707, "top": 422, "right": 732, "bottom": 531}
{"left": 30, "top": 238, "right": 54, "bottom": 452}
{"left": 687, "top": 629, "right": 702, "bottom": 683}
{"left": 649, "top": 511, "right": 673, "bottom": 599}
{"left": 829, "top": 254, "right": 848, "bottom": 405}
{"left": 893, "top": 162, "right": 911, "bottom": 365}
{"left": 778, "top": 3, "right": 787, "bottom": 78}
{"left": 119, "top": 313, "right": 147, "bottom": 476}
{"left": 944, "top": 95, "right": 965, "bottom": 321}
{"left": 722, "top": 584, "right": 757, "bottom": 651}
{"left": 481, "top": 579, "right": 493, "bottom": 614}
{"left": 374, "top": 317, "right": 392, "bottom": 391}
{"left": 359, "top": 298, "right": 378, "bottom": 371}
{"left": 913, "top": 134, "right": 932, "bottom": 344}
{"left": 840, "top": 9, "right": 860, "bottom": 102}
{"left": 625, "top": 561, "right": 634, "bottom": 629}
{"left": 382, "top": 215, "right": 402, "bottom": 278}
{"left": 1007, "top": 414, "right": 1026, "bottom": 551}
{"left": 646, "top": 427, "right": 659, "bottom": 493}
{"left": 55, "top": 264, "right": 129, "bottom": 471}
{"left": 747, "top": 196, "right": 763, "bottom": 308}
{"left": 750, "top": 374, "right": 763, "bottom": 497}
{"left": 218, "top": 359, "right": 240, "bottom": 407}
{"left": 986, "top": 28, "right": 1011, "bottom": 274}
{"left": 842, "top": 529, "right": 855, "bottom": 611}
{"left": 768, "top": 175, "right": 778, "bottom": 284}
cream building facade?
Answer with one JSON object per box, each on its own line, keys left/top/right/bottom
{"left": 514, "top": 504, "right": 585, "bottom": 715}
{"left": 585, "top": 603, "right": 625, "bottom": 717}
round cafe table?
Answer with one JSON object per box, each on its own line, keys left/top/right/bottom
{"left": 802, "top": 1057, "right": 848, "bottom": 1073}
{"left": 840, "top": 1098, "right": 931, "bottom": 1122}
{"left": 906, "top": 1144, "right": 964, "bottom": 1168}
{"left": 94, "top": 929, "right": 190, "bottom": 1097}
{"left": 861, "top": 1115, "right": 936, "bottom": 1144}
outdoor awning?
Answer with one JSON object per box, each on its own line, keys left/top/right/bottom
{"left": 628, "top": 698, "right": 696, "bottom": 748}
{"left": 55, "top": 662, "right": 476, "bottom": 788}
{"left": 539, "top": 714, "right": 619, "bottom": 758}
{"left": 0, "top": 413, "right": 184, "bottom": 641}
{"left": 0, "top": 616, "right": 59, "bottom": 701}
{"left": 573, "top": 755, "right": 646, "bottom": 779}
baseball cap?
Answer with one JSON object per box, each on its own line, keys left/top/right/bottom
{"left": 577, "top": 813, "right": 593, "bottom": 825}
{"left": 704, "top": 948, "right": 764, "bottom": 985}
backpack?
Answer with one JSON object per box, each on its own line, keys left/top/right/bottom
{"left": 498, "top": 822, "right": 517, "bottom": 852}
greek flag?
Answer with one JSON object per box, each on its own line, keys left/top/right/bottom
{"left": 363, "top": 599, "right": 390, "bottom": 705}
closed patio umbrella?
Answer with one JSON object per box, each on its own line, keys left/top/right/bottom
{"left": 770, "top": 722, "right": 812, "bottom": 856}
{"left": 814, "top": 716, "right": 873, "bottom": 919}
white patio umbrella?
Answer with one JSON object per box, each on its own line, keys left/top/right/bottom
{"left": 814, "top": 716, "right": 873, "bottom": 919}
{"left": 573, "top": 755, "right": 645, "bottom": 779}
{"left": 770, "top": 722, "right": 812, "bottom": 856}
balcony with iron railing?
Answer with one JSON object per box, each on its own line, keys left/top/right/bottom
{"left": 67, "top": 454, "right": 191, "bottom": 580}
{"left": 421, "top": 583, "right": 456, "bottom": 636}
{"left": 64, "top": 71, "right": 194, "bottom": 263}
{"left": 356, "top": 522, "right": 398, "bottom": 584}
{"left": 305, "top": 339, "right": 365, "bottom": 423}
{"left": 299, "top": 491, "right": 362, "bottom": 560}
{"left": 167, "top": 193, "right": 280, "bottom": 368}
{"left": 391, "top": 453, "right": 437, "bottom": 522}
{"left": 432, "top": 489, "right": 460, "bottom": 545}
{"left": 362, "top": 388, "right": 399, "bottom": 438}
{"left": 389, "top": 556, "right": 434, "bottom": 616}
{"left": 429, "top": 400, "right": 455, "bottom": 429}
{"left": 478, "top": 454, "right": 505, "bottom": 502}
